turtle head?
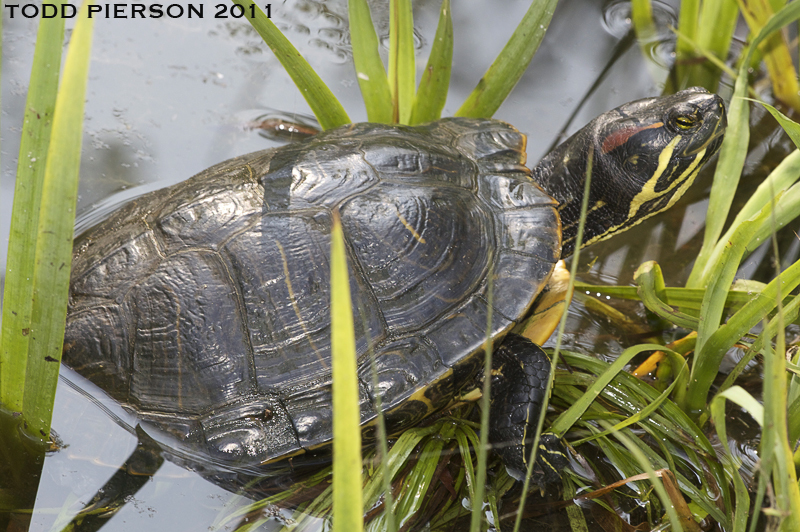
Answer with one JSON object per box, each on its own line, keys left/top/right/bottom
{"left": 532, "top": 87, "right": 727, "bottom": 257}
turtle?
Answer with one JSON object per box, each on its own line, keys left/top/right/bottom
{"left": 63, "top": 87, "right": 726, "bottom": 482}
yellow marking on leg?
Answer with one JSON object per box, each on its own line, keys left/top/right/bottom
{"left": 395, "top": 207, "right": 426, "bottom": 244}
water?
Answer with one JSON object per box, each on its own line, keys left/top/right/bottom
{"left": 6, "top": 0, "right": 789, "bottom": 530}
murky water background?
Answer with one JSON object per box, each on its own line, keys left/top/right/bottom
{"left": 5, "top": 0, "right": 790, "bottom": 529}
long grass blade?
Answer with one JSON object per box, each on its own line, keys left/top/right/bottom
{"left": 470, "top": 270, "right": 493, "bottom": 532}
{"left": 348, "top": 0, "right": 392, "bottom": 123}
{"left": 685, "top": 78, "right": 749, "bottom": 288}
{"left": 752, "top": 99, "right": 800, "bottom": 148}
{"left": 0, "top": 17, "right": 64, "bottom": 413}
{"left": 456, "top": 0, "right": 557, "bottom": 119}
{"left": 410, "top": 0, "right": 452, "bottom": 124}
{"left": 388, "top": 0, "right": 415, "bottom": 123}
{"left": 676, "top": 0, "right": 699, "bottom": 59}
{"left": 330, "top": 213, "right": 363, "bottom": 532}
{"left": 688, "top": 0, "right": 800, "bottom": 286}
{"left": 710, "top": 387, "right": 755, "bottom": 532}
{"left": 759, "top": 334, "right": 800, "bottom": 531}
{"left": 738, "top": 0, "right": 800, "bottom": 110}
{"left": 687, "top": 257, "right": 800, "bottom": 415}
{"left": 607, "top": 428, "right": 687, "bottom": 532}
{"left": 512, "top": 147, "right": 595, "bottom": 532}
{"left": 574, "top": 282, "right": 756, "bottom": 310}
{"left": 232, "top": 0, "right": 350, "bottom": 130}
{"left": 550, "top": 343, "right": 673, "bottom": 436}
{"left": 23, "top": 1, "right": 95, "bottom": 438}
{"left": 635, "top": 262, "right": 700, "bottom": 329}
{"left": 696, "top": 0, "right": 739, "bottom": 68}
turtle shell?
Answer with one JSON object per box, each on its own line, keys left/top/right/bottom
{"left": 63, "top": 117, "right": 560, "bottom": 465}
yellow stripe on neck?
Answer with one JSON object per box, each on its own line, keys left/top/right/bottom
{"left": 663, "top": 147, "right": 705, "bottom": 212}
{"left": 574, "top": 142, "right": 706, "bottom": 250}
{"left": 628, "top": 135, "right": 682, "bottom": 220}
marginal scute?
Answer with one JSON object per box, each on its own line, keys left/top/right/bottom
{"left": 496, "top": 208, "right": 561, "bottom": 262}
{"left": 491, "top": 250, "right": 556, "bottom": 322}
{"left": 438, "top": 118, "right": 527, "bottom": 167}
{"left": 426, "top": 296, "right": 511, "bottom": 368}
{"left": 203, "top": 397, "right": 297, "bottom": 463}
{"left": 359, "top": 336, "right": 446, "bottom": 412}
{"left": 477, "top": 174, "right": 553, "bottom": 211}
{"left": 283, "top": 381, "right": 376, "bottom": 449}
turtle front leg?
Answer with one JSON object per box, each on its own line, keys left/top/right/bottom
{"left": 489, "top": 333, "right": 567, "bottom": 485}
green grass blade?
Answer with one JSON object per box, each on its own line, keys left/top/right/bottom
{"left": 348, "top": 0, "right": 392, "bottom": 123}
{"left": 687, "top": 258, "right": 800, "bottom": 415}
{"left": 710, "top": 386, "right": 758, "bottom": 531}
{"left": 513, "top": 146, "right": 595, "bottom": 532}
{"left": 693, "top": 214, "right": 768, "bottom": 356}
{"left": 688, "top": 0, "right": 800, "bottom": 286}
{"left": 630, "top": 0, "right": 655, "bottom": 36}
{"left": 634, "top": 262, "right": 700, "bottom": 329}
{"left": 470, "top": 271, "right": 493, "bottom": 532}
{"left": 707, "top": 148, "right": 800, "bottom": 268}
{"left": 456, "top": 0, "right": 557, "bottom": 119}
{"left": 705, "top": 184, "right": 800, "bottom": 282}
{"left": 571, "top": 350, "right": 688, "bottom": 445}
{"left": 739, "top": 0, "right": 800, "bottom": 111}
{"left": 23, "top": 1, "right": 94, "bottom": 439}
{"left": 718, "top": 292, "right": 800, "bottom": 397}
{"left": 685, "top": 87, "right": 749, "bottom": 288}
{"left": 330, "top": 213, "right": 363, "bottom": 532}
{"left": 676, "top": 0, "right": 699, "bottom": 59}
{"left": 751, "top": 99, "right": 800, "bottom": 149}
{"left": 232, "top": 0, "right": 350, "bottom": 130}
{"left": 388, "top": 0, "right": 415, "bottom": 123}
{"left": 697, "top": 0, "right": 739, "bottom": 64}
{"left": 410, "top": 0, "right": 452, "bottom": 124}
{"left": 0, "top": 17, "right": 64, "bottom": 412}
{"left": 574, "top": 282, "right": 757, "bottom": 311}
{"left": 550, "top": 343, "right": 671, "bottom": 436}
{"left": 609, "top": 429, "right": 686, "bottom": 532}
{"left": 674, "top": 0, "right": 739, "bottom": 90}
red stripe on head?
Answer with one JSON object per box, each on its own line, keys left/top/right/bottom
{"left": 601, "top": 121, "right": 663, "bottom": 154}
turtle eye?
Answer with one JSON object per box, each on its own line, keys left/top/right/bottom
{"left": 672, "top": 114, "right": 697, "bottom": 130}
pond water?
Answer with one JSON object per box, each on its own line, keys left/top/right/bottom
{"left": 4, "top": 0, "right": 793, "bottom": 530}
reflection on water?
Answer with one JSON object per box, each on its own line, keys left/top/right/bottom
{"left": 602, "top": 0, "right": 678, "bottom": 68}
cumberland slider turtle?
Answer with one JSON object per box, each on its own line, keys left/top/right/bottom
{"left": 64, "top": 88, "right": 726, "bottom": 480}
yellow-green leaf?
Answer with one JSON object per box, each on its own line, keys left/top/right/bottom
{"left": 233, "top": 0, "right": 350, "bottom": 130}
{"left": 349, "top": 0, "right": 392, "bottom": 123}
{"left": 24, "top": 0, "right": 95, "bottom": 438}
{"left": 330, "top": 213, "right": 363, "bottom": 532}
